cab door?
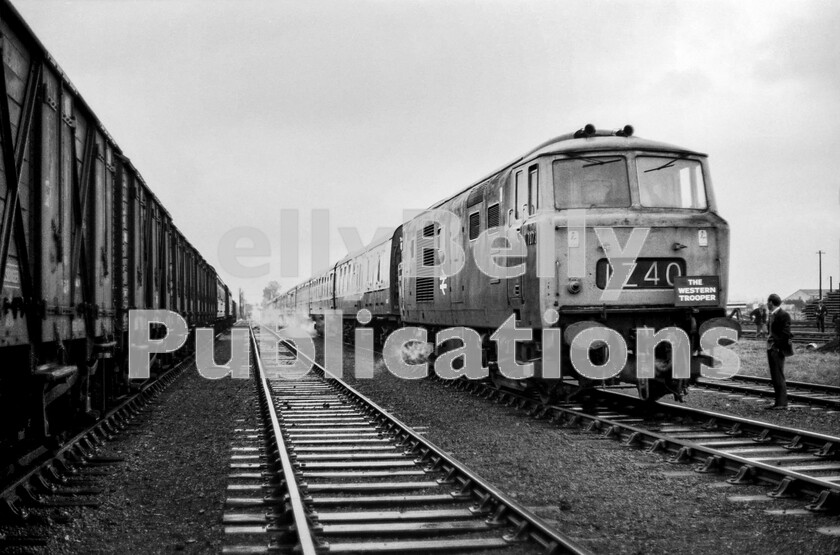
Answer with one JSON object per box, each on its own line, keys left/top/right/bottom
{"left": 506, "top": 164, "right": 539, "bottom": 307}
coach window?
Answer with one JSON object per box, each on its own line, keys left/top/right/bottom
{"left": 514, "top": 171, "right": 524, "bottom": 218}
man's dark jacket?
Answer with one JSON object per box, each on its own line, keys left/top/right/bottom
{"left": 768, "top": 308, "right": 794, "bottom": 356}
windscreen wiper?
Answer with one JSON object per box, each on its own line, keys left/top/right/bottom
{"left": 644, "top": 156, "right": 688, "bottom": 173}
{"left": 563, "top": 152, "right": 622, "bottom": 167}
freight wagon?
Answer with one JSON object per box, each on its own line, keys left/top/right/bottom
{"left": 0, "top": 1, "right": 234, "bottom": 458}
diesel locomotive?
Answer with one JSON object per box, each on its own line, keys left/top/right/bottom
{"left": 276, "top": 125, "right": 737, "bottom": 402}
{"left": 0, "top": 1, "right": 235, "bottom": 459}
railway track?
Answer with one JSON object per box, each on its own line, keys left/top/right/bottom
{"left": 424, "top": 376, "right": 840, "bottom": 514}
{"left": 693, "top": 375, "right": 840, "bottom": 411}
{"left": 741, "top": 330, "right": 836, "bottom": 344}
{"left": 223, "top": 323, "right": 590, "bottom": 554}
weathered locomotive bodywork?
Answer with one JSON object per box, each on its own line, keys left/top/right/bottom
{"left": 400, "top": 127, "right": 733, "bottom": 399}
{"left": 276, "top": 125, "right": 737, "bottom": 400}
{"left": 0, "top": 1, "right": 234, "bottom": 452}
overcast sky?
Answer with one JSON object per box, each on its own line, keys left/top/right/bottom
{"left": 14, "top": 0, "right": 840, "bottom": 305}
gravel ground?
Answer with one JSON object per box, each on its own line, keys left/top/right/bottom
{"left": 316, "top": 337, "right": 840, "bottom": 555}
{"left": 674, "top": 387, "right": 840, "bottom": 438}
{"left": 732, "top": 339, "right": 840, "bottom": 386}
{"left": 0, "top": 331, "right": 255, "bottom": 554}
{"left": 677, "top": 338, "right": 840, "bottom": 437}
{"left": 9, "top": 328, "right": 832, "bottom": 554}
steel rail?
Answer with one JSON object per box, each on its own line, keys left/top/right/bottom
{"left": 616, "top": 390, "right": 840, "bottom": 448}
{"left": 258, "top": 323, "right": 592, "bottom": 555}
{"left": 584, "top": 390, "right": 840, "bottom": 508}
{"left": 694, "top": 375, "right": 840, "bottom": 410}
{"left": 249, "top": 324, "right": 318, "bottom": 555}
{"left": 741, "top": 330, "right": 835, "bottom": 344}
{"left": 731, "top": 374, "right": 840, "bottom": 395}
{"left": 422, "top": 375, "right": 840, "bottom": 512}
{"left": 345, "top": 338, "right": 840, "bottom": 510}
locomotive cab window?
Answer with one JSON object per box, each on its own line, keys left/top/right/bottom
{"left": 637, "top": 156, "right": 707, "bottom": 209}
{"left": 553, "top": 156, "right": 630, "bottom": 208}
{"left": 528, "top": 166, "right": 539, "bottom": 214}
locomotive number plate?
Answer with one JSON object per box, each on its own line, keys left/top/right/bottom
{"left": 595, "top": 258, "right": 685, "bottom": 289}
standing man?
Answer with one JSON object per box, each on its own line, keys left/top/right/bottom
{"left": 815, "top": 300, "right": 828, "bottom": 333}
{"left": 765, "top": 293, "right": 794, "bottom": 410}
{"left": 750, "top": 304, "right": 767, "bottom": 338}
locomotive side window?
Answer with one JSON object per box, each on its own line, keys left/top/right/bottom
{"left": 514, "top": 171, "right": 524, "bottom": 218}
{"left": 528, "top": 166, "right": 539, "bottom": 213}
{"left": 637, "top": 157, "right": 707, "bottom": 209}
{"left": 552, "top": 157, "right": 630, "bottom": 208}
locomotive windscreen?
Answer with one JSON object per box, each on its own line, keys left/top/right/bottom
{"left": 637, "top": 157, "right": 707, "bottom": 209}
{"left": 552, "top": 157, "right": 631, "bottom": 208}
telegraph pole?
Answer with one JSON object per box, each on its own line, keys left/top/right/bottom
{"left": 817, "top": 250, "right": 825, "bottom": 299}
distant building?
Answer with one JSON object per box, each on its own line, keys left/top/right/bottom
{"left": 784, "top": 289, "right": 822, "bottom": 303}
